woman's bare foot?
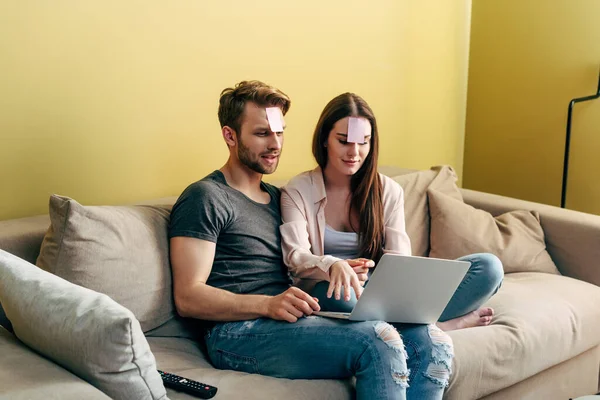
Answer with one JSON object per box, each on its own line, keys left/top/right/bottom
{"left": 437, "top": 307, "right": 494, "bottom": 331}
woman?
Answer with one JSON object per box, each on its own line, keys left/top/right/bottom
{"left": 280, "top": 92, "right": 503, "bottom": 332}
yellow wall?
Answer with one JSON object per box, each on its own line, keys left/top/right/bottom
{"left": 0, "top": 1, "right": 472, "bottom": 220}
{"left": 464, "top": 0, "right": 600, "bottom": 212}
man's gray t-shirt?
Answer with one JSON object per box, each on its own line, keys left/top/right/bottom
{"left": 169, "top": 170, "right": 291, "bottom": 296}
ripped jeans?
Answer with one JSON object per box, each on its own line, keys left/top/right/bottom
{"left": 205, "top": 317, "right": 452, "bottom": 400}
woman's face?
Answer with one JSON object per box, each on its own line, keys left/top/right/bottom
{"left": 325, "top": 116, "right": 372, "bottom": 177}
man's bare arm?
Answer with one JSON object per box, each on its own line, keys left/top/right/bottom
{"left": 170, "top": 237, "right": 320, "bottom": 323}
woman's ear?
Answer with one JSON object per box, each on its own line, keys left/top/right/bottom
{"left": 222, "top": 126, "right": 237, "bottom": 147}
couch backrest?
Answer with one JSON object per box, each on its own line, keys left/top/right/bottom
{"left": 0, "top": 196, "right": 180, "bottom": 265}
{"left": 0, "top": 215, "right": 50, "bottom": 265}
{"left": 0, "top": 166, "right": 460, "bottom": 263}
{"left": 389, "top": 166, "right": 463, "bottom": 256}
{"left": 0, "top": 166, "right": 461, "bottom": 334}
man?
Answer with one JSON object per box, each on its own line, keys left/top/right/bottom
{"left": 168, "top": 80, "right": 452, "bottom": 400}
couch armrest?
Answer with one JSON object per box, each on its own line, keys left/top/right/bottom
{"left": 461, "top": 188, "right": 600, "bottom": 286}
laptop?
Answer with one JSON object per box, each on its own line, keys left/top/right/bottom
{"left": 314, "top": 254, "right": 470, "bottom": 324}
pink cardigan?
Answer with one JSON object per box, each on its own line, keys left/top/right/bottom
{"left": 280, "top": 167, "right": 412, "bottom": 292}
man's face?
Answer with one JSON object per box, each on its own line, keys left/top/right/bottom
{"left": 236, "top": 102, "right": 285, "bottom": 175}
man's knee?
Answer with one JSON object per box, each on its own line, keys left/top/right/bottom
{"left": 374, "top": 321, "right": 407, "bottom": 356}
{"left": 373, "top": 321, "right": 410, "bottom": 387}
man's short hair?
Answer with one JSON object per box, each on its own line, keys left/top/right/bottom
{"left": 218, "top": 80, "right": 291, "bottom": 136}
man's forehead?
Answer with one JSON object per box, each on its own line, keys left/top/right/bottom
{"left": 242, "top": 103, "right": 286, "bottom": 131}
{"left": 265, "top": 107, "right": 284, "bottom": 132}
{"left": 241, "top": 102, "right": 268, "bottom": 124}
{"left": 243, "top": 101, "right": 266, "bottom": 115}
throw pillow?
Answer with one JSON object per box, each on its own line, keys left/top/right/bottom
{"left": 427, "top": 189, "right": 560, "bottom": 275}
{"left": 36, "top": 195, "right": 174, "bottom": 332}
{"left": 392, "top": 165, "right": 463, "bottom": 257}
{"left": 0, "top": 249, "right": 168, "bottom": 400}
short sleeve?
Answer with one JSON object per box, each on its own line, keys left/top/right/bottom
{"left": 168, "top": 181, "right": 232, "bottom": 242}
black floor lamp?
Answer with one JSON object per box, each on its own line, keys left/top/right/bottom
{"left": 560, "top": 68, "right": 600, "bottom": 209}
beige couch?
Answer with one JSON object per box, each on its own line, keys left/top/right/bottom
{"left": 1, "top": 166, "right": 600, "bottom": 400}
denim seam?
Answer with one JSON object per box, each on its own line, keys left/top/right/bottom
{"left": 357, "top": 328, "right": 392, "bottom": 399}
{"left": 401, "top": 338, "right": 421, "bottom": 379}
{"left": 216, "top": 348, "right": 260, "bottom": 374}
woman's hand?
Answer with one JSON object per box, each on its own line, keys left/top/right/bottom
{"left": 328, "top": 261, "right": 364, "bottom": 301}
{"left": 346, "top": 258, "right": 375, "bottom": 285}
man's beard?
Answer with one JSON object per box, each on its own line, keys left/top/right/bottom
{"left": 237, "top": 138, "right": 279, "bottom": 174}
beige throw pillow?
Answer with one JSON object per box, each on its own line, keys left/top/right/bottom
{"left": 428, "top": 189, "right": 560, "bottom": 275}
{"left": 392, "top": 165, "right": 463, "bottom": 257}
{"left": 0, "top": 250, "right": 168, "bottom": 400}
{"left": 36, "top": 195, "right": 174, "bottom": 332}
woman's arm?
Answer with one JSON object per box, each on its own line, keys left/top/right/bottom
{"left": 280, "top": 187, "right": 341, "bottom": 281}
{"left": 382, "top": 176, "right": 412, "bottom": 256}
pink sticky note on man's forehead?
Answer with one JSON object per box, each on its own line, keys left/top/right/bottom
{"left": 266, "top": 107, "right": 284, "bottom": 133}
{"left": 347, "top": 117, "right": 369, "bottom": 143}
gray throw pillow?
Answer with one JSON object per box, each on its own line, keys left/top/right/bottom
{"left": 36, "top": 195, "right": 174, "bottom": 332}
{"left": 0, "top": 249, "right": 168, "bottom": 400}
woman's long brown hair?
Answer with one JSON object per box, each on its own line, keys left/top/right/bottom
{"left": 312, "top": 93, "right": 384, "bottom": 262}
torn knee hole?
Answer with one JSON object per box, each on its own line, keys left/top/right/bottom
{"left": 374, "top": 321, "right": 408, "bottom": 359}
{"left": 425, "top": 363, "right": 450, "bottom": 387}
{"left": 373, "top": 322, "right": 411, "bottom": 387}
{"left": 427, "top": 324, "right": 453, "bottom": 347}
{"left": 425, "top": 324, "right": 453, "bottom": 387}
{"left": 374, "top": 322, "right": 402, "bottom": 347}
{"left": 427, "top": 324, "right": 454, "bottom": 366}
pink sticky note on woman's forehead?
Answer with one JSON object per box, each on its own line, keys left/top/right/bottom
{"left": 266, "top": 107, "right": 284, "bottom": 132}
{"left": 347, "top": 117, "right": 369, "bottom": 143}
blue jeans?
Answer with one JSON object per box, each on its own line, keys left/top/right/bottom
{"left": 312, "top": 253, "right": 504, "bottom": 321}
{"left": 204, "top": 254, "right": 501, "bottom": 399}
{"left": 205, "top": 318, "right": 452, "bottom": 400}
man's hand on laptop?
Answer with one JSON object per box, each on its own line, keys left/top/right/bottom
{"left": 329, "top": 261, "right": 365, "bottom": 301}
{"left": 347, "top": 258, "right": 375, "bottom": 286}
{"left": 264, "top": 287, "right": 321, "bottom": 323}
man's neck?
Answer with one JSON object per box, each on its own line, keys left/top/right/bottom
{"left": 220, "top": 158, "right": 264, "bottom": 196}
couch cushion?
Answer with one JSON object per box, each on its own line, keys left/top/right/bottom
{"left": 150, "top": 273, "right": 600, "bottom": 400}
{"left": 0, "top": 327, "right": 112, "bottom": 400}
{"left": 446, "top": 272, "right": 600, "bottom": 399}
{"left": 428, "top": 189, "right": 560, "bottom": 275}
{"left": 149, "top": 337, "right": 353, "bottom": 400}
{"left": 0, "top": 250, "right": 168, "bottom": 400}
{"left": 36, "top": 194, "right": 174, "bottom": 332}
{"left": 391, "top": 165, "right": 463, "bottom": 257}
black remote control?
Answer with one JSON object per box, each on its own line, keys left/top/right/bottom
{"left": 158, "top": 369, "right": 218, "bottom": 399}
